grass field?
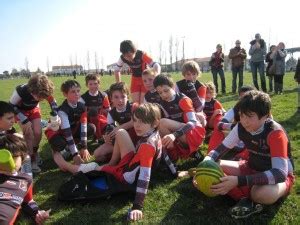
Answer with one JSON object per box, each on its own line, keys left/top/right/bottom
{"left": 0, "top": 72, "right": 299, "bottom": 225}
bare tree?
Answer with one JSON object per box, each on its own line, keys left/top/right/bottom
{"left": 159, "top": 40, "right": 163, "bottom": 64}
{"left": 25, "top": 57, "right": 29, "bottom": 72}
{"left": 175, "top": 37, "right": 179, "bottom": 71}
{"left": 95, "top": 52, "right": 99, "bottom": 74}
{"left": 169, "top": 35, "right": 173, "bottom": 71}
{"left": 87, "top": 51, "right": 90, "bottom": 72}
{"left": 46, "top": 57, "right": 50, "bottom": 73}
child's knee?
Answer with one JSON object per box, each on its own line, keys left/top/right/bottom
{"left": 251, "top": 185, "right": 279, "bottom": 205}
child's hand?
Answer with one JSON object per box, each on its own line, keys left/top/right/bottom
{"left": 211, "top": 176, "right": 238, "bottom": 195}
{"left": 80, "top": 149, "right": 91, "bottom": 162}
{"left": 109, "top": 127, "right": 119, "bottom": 139}
{"left": 73, "top": 154, "right": 84, "bottom": 165}
{"left": 128, "top": 209, "right": 143, "bottom": 221}
{"left": 35, "top": 209, "right": 51, "bottom": 225}
{"left": 162, "top": 134, "right": 175, "bottom": 149}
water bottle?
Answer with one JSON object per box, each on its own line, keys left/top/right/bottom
{"left": 49, "top": 111, "right": 59, "bottom": 131}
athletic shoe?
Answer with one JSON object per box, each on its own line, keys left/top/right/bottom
{"left": 78, "top": 162, "right": 99, "bottom": 173}
{"left": 229, "top": 198, "right": 263, "bottom": 219}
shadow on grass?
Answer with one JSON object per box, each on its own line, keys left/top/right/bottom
{"left": 160, "top": 178, "right": 285, "bottom": 225}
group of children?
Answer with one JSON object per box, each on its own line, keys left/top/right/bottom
{"left": 0, "top": 39, "right": 295, "bottom": 223}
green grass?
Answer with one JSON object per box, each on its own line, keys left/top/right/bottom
{"left": 0, "top": 72, "right": 299, "bottom": 224}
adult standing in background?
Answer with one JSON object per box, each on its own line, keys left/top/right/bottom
{"left": 210, "top": 44, "right": 226, "bottom": 94}
{"left": 249, "top": 33, "right": 267, "bottom": 92}
{"left": 294, "top": 57, "right": 300, "bottom": 113}
{"left": 270, "top": 42, "right": 287, "bottom": 94}
{"left": 265, "top": 45, "right": 276, "bottom": 93}
{"left": 228, "top": 40, "right": 247, "bottom": 93}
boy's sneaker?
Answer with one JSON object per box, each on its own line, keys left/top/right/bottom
{"left": 229, "top": 198, "right": 263, "bottom": 219}
{"left": 78, "top": 162, "right": 99, "bottom": 173}
{"left": 31, "top": 161, "right": 41, "bottom": 173}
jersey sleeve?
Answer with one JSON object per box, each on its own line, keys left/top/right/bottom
{"left": 80, "top": 111, "right": 88, "bottom": 149}
{"left": 142, "top": 52, "right": 154, "bottom": 65}
{"left": 46, "top": 95, "right": 58, "bottom": 113}
{"left": 132, "top": 143, "right": 156, "bottom": 210}
{"left": 58, "top": 110, "right": 78, "bottom": 155}
{"left": 9, "top": 90, "right": 28, "bottom": 124}
{"left": 22, "top": 183, "right": 39, "bottom": 219}
{"left": 197, "top": 85, "right": 206, "bottom": 112}
{"left": 214, "top": 99, "right": 224, "bottom": 110}
{"left": 114, "top": 57, "right": 124, "bottom": 72}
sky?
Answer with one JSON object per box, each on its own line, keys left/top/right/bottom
{"left": 0, "top": 0, "right": 299, "bottom": 73}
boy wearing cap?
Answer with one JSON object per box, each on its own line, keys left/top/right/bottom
{"left": 210, "top": 44, "right": 226, "bottom": 94}
{"left": 229, "top": 40, "right": 247, "bottom": 93}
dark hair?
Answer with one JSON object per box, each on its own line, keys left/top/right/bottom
{"left": 133, "top": 103, "right": 161, "bottom": 126}
{"left": 237, "top": 90, "right": 271, "bottom": 119}
{"left": 85, "top": 74, "right": 100, "bottom": 85}
{"left": 0, "top": 101, "right": 15, "bottom": 117}
{"left": 61, "top": 80, "right": 81, "bottom": 93}
{"left": 109, "top": 82, "right": 129, "bottom": 98}
{"left": 153, "top": 74, "right": 174, "bottom": 88}
{"left": 0, "top": 134, "right": 27, "bottom": 161}
{"left": 238, "top": 86, "right": 255, "bottom": 95}
{"left": 120, "top": 40, "right": 136, "bottom": 54}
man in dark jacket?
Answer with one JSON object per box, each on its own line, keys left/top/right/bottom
{"left": 295, "top": 57, "right": 300, "bottom": 113}
{"left": 249, "top": 33, "right": 267, "bottom": 92}
{"left": 229, "top": 40, "right": 247, "bottom": 93}
{"left": 210, "top": 44, "right": 226, "bottom": 94}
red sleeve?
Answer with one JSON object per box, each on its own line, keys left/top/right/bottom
{"left": 46, "top": 95, "right": 54, "bottom": 103}
{"left": 214, "top": 100, "right": 223, "bottom": 110}
{"left": 197, "top": 85, "right": 206, "bottom": 99}
{"left": 142, "top": 52, "right": 154, "bottom": 65}
{"left": 23, "top": 184, "right": 33, "bottom": 203}
{"left": 103, "top": 96, "right": 110, "bottom": 109}
{"left": 138, "top": 143, "right": 156, "bottom": 167}
{"left": 267, "top": 130, "right": 288, "bottom": 158}
{"left": 178, "top": 97, "right": 194, "bottom": 113}
{"left": 80, "top": 111, "right": 88, "bottom": 123}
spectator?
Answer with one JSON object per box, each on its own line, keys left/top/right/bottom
{"left": 249, "top": 33, "right": 267, "bottom": 92}
{"left": 270, "top": 42, "right": 287, "bottom": 94}
{"left": 294, "top": 57, "right": 300, "bottom": 112}
{"left": 229, "top": 40, "right": 247, "bottom": 93}
{"left": 210, "top": 44, "right": 226, "bottom": 94}
{"left": 265, "top": 45, "right": 276, "bottom": 92}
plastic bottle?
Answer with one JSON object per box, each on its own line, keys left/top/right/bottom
{"left": 49, "top": 111, "right": 59, "bottom": 131}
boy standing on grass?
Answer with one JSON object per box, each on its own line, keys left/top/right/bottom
{"left": 80, "top": 74, "right": 110, "bottom": 143}
{"left": 45, "top": 80, "right": 95, "bottom": 171}
{"left": 114, "top": 40, "right": 161, "bottom": 104}
{"left": 0, "top": 134, "right": 50, "bottom": 224}
{"left": 9, "top": 75, "right": 58, "bottom": 173}
{"left": 56, "top": 103, "right": 162, "bottom": 222}
{"left": 294, "top": 57, "right": 300, "bottom": 113}
{"left": 204, "top": 90, "right": 294, "bottom": 219}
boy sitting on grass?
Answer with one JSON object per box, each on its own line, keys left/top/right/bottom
{"left": 45, "top": 80, "right": 95, "bottom": 171}
{"left": 205, "top": 90, "right": 294, "bottom": 219}
{"left": 55, "top": 103, "right": 162, "bottom": 221}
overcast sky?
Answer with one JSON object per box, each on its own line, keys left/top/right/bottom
{"left": 0, "top": 0, "right": 299, "bottom": 72}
